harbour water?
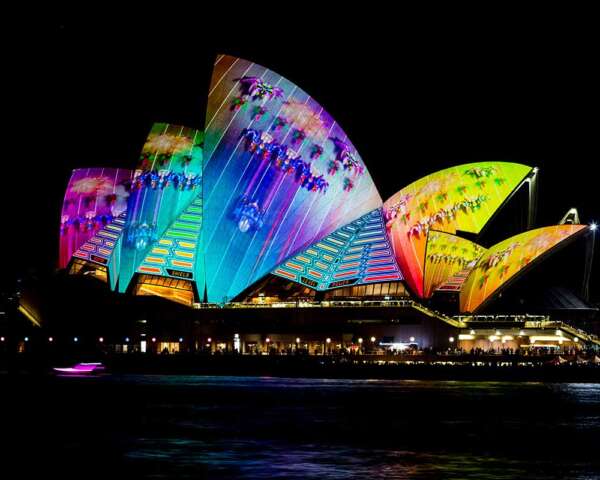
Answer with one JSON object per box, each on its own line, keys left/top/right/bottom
{"left": 3, "top": 375, "right": 600, "bottom": 479}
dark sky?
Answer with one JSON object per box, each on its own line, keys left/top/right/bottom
{"left": 4, "top": 15, "right": 598, "bottom": 297}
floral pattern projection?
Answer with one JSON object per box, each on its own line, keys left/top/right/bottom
{"left": 424, "top": 231, "right": 486, "bottom": 298}
{"left": 202, "top": 54, "right": 381, "bottom": 302}
{"left": 459, "top": 224, "right": 587, "bottom": 313}
{"left": 59, "top": 168, "right": 132, "bottom": 269}
{"left": 383, "top": 162, "right": 532, "bottom": 298}
{"left": 118, "top": 123, "right": 203, "bottom": 294}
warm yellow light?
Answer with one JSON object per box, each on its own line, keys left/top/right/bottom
{"left": 489, "top": 335, "right": 498, "bottom": 342}
{"left": 17, "top": 305, "right": 41, "bottom": 327}
{"left": 458, "top": 334, "right": 474, "bottom": 340}
{"left": 530, "top": 335, "right": 569, "bottom": 342}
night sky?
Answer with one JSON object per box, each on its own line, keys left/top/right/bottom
{"left": 4, "top": 16, "right": 598, "bottom": 299}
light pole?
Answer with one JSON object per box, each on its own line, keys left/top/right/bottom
{"left": 582, "top": 223, "right": 596, "bottom": 302}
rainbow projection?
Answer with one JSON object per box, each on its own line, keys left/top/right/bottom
{"left": 459, "top": 224, "right": 587, "bottom": 313}
{"left": 424, "top": 231, "right": 486, "bottom": 298}
{"left": 383, "top": 162, "right": 532, "bottom": 298}
{"left": 59, "top": 168, "right": 132, "bottom": 270}
{"left": 202, "top": 55, "right": 381, "bottom": 302}
{"left": 118, "top": 123, "right": 204, "bottom": 300}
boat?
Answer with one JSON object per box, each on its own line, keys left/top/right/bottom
{"left": 53, "top": 362, "right": 106, "bottom": 375}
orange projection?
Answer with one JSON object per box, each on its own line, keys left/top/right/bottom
{"left": 383, "top": 162, "right": 532, "bottom": 297}
{"left": 459, "top": 224, "right": 587, "bottom": 312}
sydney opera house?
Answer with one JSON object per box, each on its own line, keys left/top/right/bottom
{"left": 49, "top": 54, "right": 597, "bottom": 354}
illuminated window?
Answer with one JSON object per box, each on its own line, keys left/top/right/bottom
{"left": 134, "top": 274, "right": 194, "bottom": 306}
{"left": 68, "top": 259, "right": 108, "bottom": 283}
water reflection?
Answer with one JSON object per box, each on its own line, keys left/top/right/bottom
{"left": 4, "top": 375, "right": 600, "bottom": 479}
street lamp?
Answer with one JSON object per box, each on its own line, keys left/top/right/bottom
{"left": 449, "top": 336, "right": 455, "bottom": 343}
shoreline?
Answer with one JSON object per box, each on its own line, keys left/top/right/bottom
{"left": 3, "top": 354, "right": 600, "bottom": 382}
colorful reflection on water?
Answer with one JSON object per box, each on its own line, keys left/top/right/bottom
{"left": 4, "top": 375, "right": 600, "bottom": 479}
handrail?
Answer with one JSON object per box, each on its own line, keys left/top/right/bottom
{"left": 456, "top": 314, "right": 549, "bottom": 323}
{"left": 191, "top": 298, "right": 460, "bottom": 327}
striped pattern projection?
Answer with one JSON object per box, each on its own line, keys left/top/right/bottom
{"left": 436, "top": 268, "right": 475, "bottom": 292}
{"left": 136, "top": 194, "right": 203, "bottom": 286}
{"left": 72, "top": 211, "right": 128, "bottom": 289}
{"left": 272, "top": 208, "right": 402, "bottom": 291}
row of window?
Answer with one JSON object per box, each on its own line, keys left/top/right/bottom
{"left": 69, "top": 259, "right": 108, "bottom": 282}
{"left": 326, "top": 281, "right": 406, "bottom": 298}
{"left": 137, "top": 274, "right": 193, "bottom": 291}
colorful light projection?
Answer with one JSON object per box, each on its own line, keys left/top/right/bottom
{"left": 273, "top": 208, "right": 402, "bottom": 290}
{"left": 134, "top": 194, "right": 204, "bottom": 304}
{"left": 459, "top": 224, "right": 587, "bottom": 313}
{"left": 71, "top": 212, "right": 127, "bottom": 289}
{"left": 59, "top": 168, "right": 132, "bottom": 269}
{"left": 202, "top": 54, "right": 381, "bottom": 302}
{"left": 118, "top": 123, "right": 203, "bottom": 295}
{"left": 423, "top": 231, "right": 486, "bottom": 298}
{"left": 383, "top": 162, "right": 532, "bottom": 297}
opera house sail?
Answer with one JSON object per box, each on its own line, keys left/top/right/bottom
{"left": 201, "top": 55, "right": 381, "bottom": 302}
{"left": 58, "top": 54, "right": 591, "bottom": 313}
